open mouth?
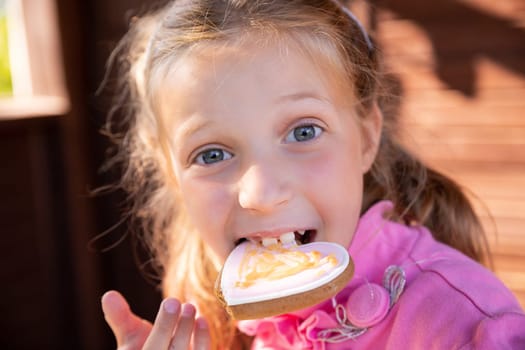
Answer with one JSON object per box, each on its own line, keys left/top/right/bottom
{"left": 296, "top": 230, "right": 316, "bottom": 245}
{"left": 234, "top": 230, "right": 317, "bottom": 247}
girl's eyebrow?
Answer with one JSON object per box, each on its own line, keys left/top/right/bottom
{"left": 276, "top": 91, "right": 331, "bottom": 105}
{"left": 175, "top": 118, "right": 213, "bottom": 143}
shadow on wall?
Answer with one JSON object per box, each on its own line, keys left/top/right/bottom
{"left": 374, "top": 0, "right": 525, "bottom": 97}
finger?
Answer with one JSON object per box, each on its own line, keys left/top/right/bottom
{"left": 142, "top": 298, "right": 181, "bottom": 350}
{"left": 101, "top": 290, "right": 151, "bottom": 346}
{"left": 192, "top": 317, "right": 211, "bottom": 350}
{"left": 168, "top": 303, "right": 196, "bottom": 349}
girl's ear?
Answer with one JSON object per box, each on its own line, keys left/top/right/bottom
{"left": 360, "top": 102, "right": 383, "bottom": 173}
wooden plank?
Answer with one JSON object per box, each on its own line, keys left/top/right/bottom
{"left": 403, "top": 125, "right": 525, "bottom": 145}
{"left": 480, "top": 217, "right": 525, "bottom": 253}
{"left": 421, "top": 160, "right": 525, "bottom": 174}
{"left": 378, "top": 17, "right": 525, "bottom": 50}
{"left": 492, "top": 254, "right": 525, "bottom": 272}
{"left": 402, "top": 88, "right": 525, "bottom": 107}
{"left": 470, "top": 198, "right": 525, "bottom": 220}
{"left": 403, "top": 142, "right": 525, "bottom": 163}
{"left": 21, "top": 0, "right": 68, "bottom": 97}
{"left": 487, "top": 233, "right": 525, "bottom": 256}
{"left": 384, "top": 58, "right": 525, "bottom": 90}
{"left": 0, "top": 95, "right": 69, "bottom": 120}
{"left": 459, "top": 0, "right": 525, "bottom": 24}
{"left": 402, "top": 105, "right": 525, "bottom": 126}
{"left": 480, "top": 215, "right": 525, "bottom": 232}
{"left": 453, "top": 172, "right": 525, "bottom": 200}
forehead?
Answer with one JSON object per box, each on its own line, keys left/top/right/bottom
{"left": 151, "top": 31, "right": 355, "bottom": 107}
{"left": 156, "top": 42, "right": 352, "bottom": 132}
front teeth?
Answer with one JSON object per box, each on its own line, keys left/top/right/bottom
{"left": 261, "top": 232, "right": 297, "bottom": 247}
{"left": 280, "top": 232, "right": 296, "bottom": 244}
{"left": 262, "top": 237, "right": 278, "bottom": 247}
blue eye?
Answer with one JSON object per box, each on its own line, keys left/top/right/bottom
{"left": 285, "top": 124, "right": 323, "bottom": 143}
{"left": 194, "top": 148, "right": 233, "bottom": 165}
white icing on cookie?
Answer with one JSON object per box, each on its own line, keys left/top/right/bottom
{"left": 220, "top": 240, "right": 350, "bottom": 306}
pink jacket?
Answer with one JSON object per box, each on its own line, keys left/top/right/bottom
{"left": 238, "top": 201, "right": 525, "bottom": 349}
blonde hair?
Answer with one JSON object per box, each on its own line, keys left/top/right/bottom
{"left": 104, "top": 0, "right": 489, "bottom": 348}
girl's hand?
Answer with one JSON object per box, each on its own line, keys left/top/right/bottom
{"left": 101, "top": 290, "right": 211, "bottom": 350}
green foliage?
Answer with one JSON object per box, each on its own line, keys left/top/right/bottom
{"left": 0, "top": 14, "right": 12, "bottom": 96}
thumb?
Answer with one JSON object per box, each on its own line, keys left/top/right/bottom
{"left": 101, "top": 290, "right": 152, "bottom": 347}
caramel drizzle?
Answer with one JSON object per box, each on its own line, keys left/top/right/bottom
{"left": 236, "top": 244, "right": 338, "bottom": 288}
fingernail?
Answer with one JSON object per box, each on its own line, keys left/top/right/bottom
{"left": 181, "top": 303, "right": 196, "bottom": 317}
{"left": 196, "top": 317, "right": 208, "bottom": 329}
{"left": 163, "top": 298, "right": 180, "bottom": 314}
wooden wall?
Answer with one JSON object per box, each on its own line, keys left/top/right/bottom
{"left": 375, "top": 0, "right": 525, "bottom": 307}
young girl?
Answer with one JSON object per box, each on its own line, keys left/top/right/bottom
{"left": 100, "top": 0, "right": 525, "bottom": 349}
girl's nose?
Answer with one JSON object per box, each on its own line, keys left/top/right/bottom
{"left": 238, "top": 164, "right": 292, "bottom": 213}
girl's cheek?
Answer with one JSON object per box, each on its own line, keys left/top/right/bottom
{"left": 182, "top": 180, "right": 231, "bottom": 231}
